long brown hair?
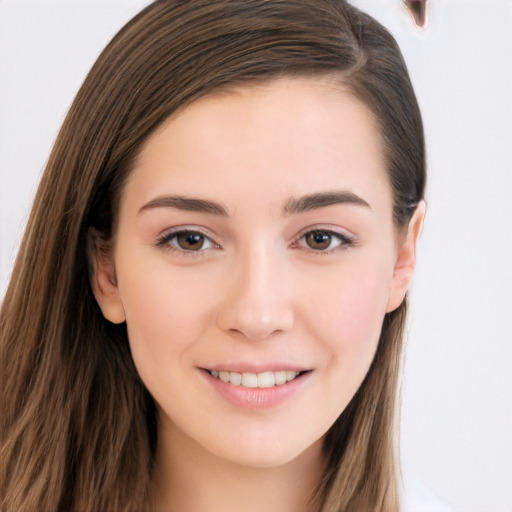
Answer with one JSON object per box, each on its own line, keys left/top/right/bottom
{"left": 1, "top": 1, "right": 425, "bottom": 510}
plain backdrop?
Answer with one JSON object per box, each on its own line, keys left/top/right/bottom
{"left": 1, "top": 1, "right": 511, "bottom": 511}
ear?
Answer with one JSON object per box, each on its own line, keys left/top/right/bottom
{"left": 386, "top": 201, "right": 426, "bottom": 313}
{"left": 88, "top": 229, "right": 126, "bottom": 324}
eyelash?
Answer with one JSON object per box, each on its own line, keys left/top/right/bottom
{"left": 156, "top": 227, "right": 355, "bottom": 256}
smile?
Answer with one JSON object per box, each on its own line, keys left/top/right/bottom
{"left": 207, "top": 369, "right": 302, "bottom": 388}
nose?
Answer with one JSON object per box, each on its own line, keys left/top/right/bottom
{"left": 216, "top": 243, "right": 294, "bottom": 341}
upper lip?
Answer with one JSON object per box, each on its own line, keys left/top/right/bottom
{"left": 200, "top": 362, "right": 310, "bottom": 373}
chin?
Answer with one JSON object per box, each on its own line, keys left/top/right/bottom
{"left": 204, "top": 430, "right": 324, "bottom": 470}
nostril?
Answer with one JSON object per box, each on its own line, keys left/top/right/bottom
{"left": 227, "top": 325, "right": 282, "bottom": 342}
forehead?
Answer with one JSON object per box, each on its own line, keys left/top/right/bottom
{"left": 123, "top": 76, "right": 391, "bottom": 216}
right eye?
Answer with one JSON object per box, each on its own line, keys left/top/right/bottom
{"left": 291, "top": 228, "right": 354, "bottom": 253}
{"left": 157, "top": 229, "right": 217, "bottom": 253}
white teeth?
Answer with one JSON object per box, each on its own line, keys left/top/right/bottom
{"left": 241, "top": 373, "right": 258, "bottom": 388}
{"left": 285, "top": 370, "right": 297, "bottom": 381}
{"left": 274, "top": 371, "right": 287, "bottom": 385}
{"left": 209, "top": 369, "right": 301, "bottom": 388}
{"left": 257, "top": 371, "right": 275, "bottom": 388}
{"left": 230, "top": 372, "right": 242, "bottom": 386}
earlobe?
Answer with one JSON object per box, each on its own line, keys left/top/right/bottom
{"left": 386, "top": 201, "right": 426, "bottom": 313}
{"left": 88, "top": 230, "right": 126, "bottom": 324}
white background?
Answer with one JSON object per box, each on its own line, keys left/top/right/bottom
{"left": 1, "top": 1, "right": 511, "bottom": 511}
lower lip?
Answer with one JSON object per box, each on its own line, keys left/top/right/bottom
{"left": 201, "top": 370, "right": 311, "bottom": 409}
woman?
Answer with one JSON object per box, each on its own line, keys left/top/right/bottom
{"left": 1, "top": 1, "right": 426, "bottom": 511}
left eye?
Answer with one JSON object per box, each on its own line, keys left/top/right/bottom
{"left": 295, "top": 230, "right": 352, "bottom": 251}
{"left": 160, "top": 230, "right": 215, "bottom": 252}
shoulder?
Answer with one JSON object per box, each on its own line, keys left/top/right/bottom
{"left": 401, "top": 477, "right": 453, "bottom": 512}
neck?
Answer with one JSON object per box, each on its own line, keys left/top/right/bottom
{"left": 151, "top": 417, "right": 324, "bottom": 512}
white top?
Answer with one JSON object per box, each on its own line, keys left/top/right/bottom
{"left": 402, "top": 477, "right": 453, "bottom": 512}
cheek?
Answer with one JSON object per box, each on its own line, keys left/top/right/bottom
{"left": 290, "top": 256, "right": 394, "bottom": 434}
{"left": 115, "top": 256, "right": 220, "bottom": 370}
{"left": 302, "top": 256, "right": 392, "bottom": 366}
{"left": 339, "top": 271, "right": 389, "bottom": 338}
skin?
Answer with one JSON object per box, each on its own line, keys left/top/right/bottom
{"left": 93, "top": 77, "right": 424, "bottom": 512}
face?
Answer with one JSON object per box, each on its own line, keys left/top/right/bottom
{"left": 93, "top": 77, "right": 421, "bottom": 469}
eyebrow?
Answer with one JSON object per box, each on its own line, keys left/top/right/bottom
{"left": 139, "top": 196, "right": 229, "bottom": 216}
{"left": 283, "top": 190, "right": 371, "bottom": 215}
{"left": 138, "top": 190, "right": 370, "bottom": 217}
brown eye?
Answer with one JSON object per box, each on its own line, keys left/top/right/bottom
{"left": 296, "top": 229, "right": 353, "bottom": 252}
{"left": 175, "top": 232, "right": 206, "bottom": 251}
{"left": 158, "top": 230, "right": 216, "bottom": 252}
{"left": 305, "top": 231, "right": 333, "bottom": 250}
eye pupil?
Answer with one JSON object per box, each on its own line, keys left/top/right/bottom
{"left": 306, "top": 231, "right": 331, "bottom": 250}
{"left": 177, "top": 232, "right": 204, "bottom": 250}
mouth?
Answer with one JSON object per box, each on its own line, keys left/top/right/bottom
{"left": 205, "top": 369, "right": 307, "bottom": 388}
{"left": 201, "top": 366, "right": 312, "bottom": 409}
